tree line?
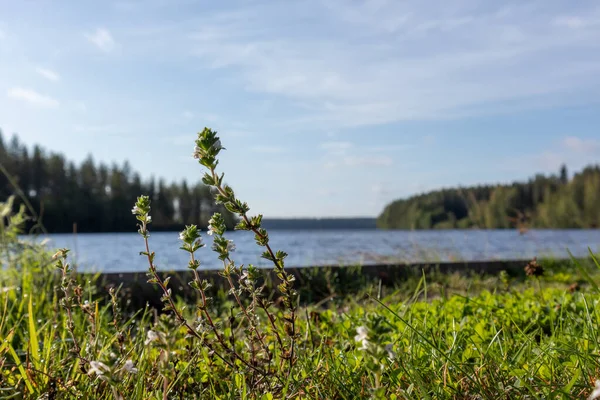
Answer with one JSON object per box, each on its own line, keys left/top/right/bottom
{"left": 0, "top": 130, "right": 236, "bottom": 233}
{"left": 377, "top": 164, "right": 600, "bottom": 230}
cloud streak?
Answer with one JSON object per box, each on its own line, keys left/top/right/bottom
{"left": 7, "top": 87, "right": 59, "bottom": 108}
{"left": 249, "top": 145, "right": 286, "bottom": 154}
{"left": 175, "top": 1, "right": 600, "bottom": 128}
{"left": 322, "top": 144, "right": 394, "bottom": 168}
{"left": 505, "top": 135, "right": 600, "bottom": 174}
{"left": 36, "top": 67, "right": 60, "bottom": 81}
{"left": 320, "top": 141, "right": 353, "bottom": 155}
{"left": 563, "top": 136, "right": 600, "bottom": 153}
{"left": 85, "top": 28, "right": 116, "bottom": 52}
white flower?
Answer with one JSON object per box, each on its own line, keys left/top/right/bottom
{"left": 178, "top": 231, "right": 186, "bottom": 241}
{"left": 145, "top": 330, "right": 159, "bottom": 345}
{"left": 354, "top": 326, "right": 368, "bottom": 342}
{"left": 226, "top": 240, "right": 236, "bottom": 252}
{"left": 354, "top": 326, "right": 370, "bottom": 351}
{"left": 589, "top": 380, "right": 600, "bottom": 400}
{"left": 131, "top": 205, "right": 140, "bottom": 215}
{"left": 88, "top": 361, "right": 110, "bottom": 376}
{"left": 207, "top": 221, "right": 216, "bottom": 235}
{"left": 193, "top": 145, "right": 202, "bottom": 159}
{"left": 385, "top": 344, "right": 397, "bottom": 360}
{"left": 123, "top": 360, "right": 138, "bottom": 374}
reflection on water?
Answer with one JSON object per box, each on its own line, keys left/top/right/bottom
{"left": 27, "top": 229, "right": 600, "bottom": 273}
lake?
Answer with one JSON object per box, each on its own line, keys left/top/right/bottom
{"left": 30, "top": 229, "right": 600, "bottom": 273}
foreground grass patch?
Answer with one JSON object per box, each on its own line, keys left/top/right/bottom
{"left": 2, "top": 245, "right": 600, "bottom": 398}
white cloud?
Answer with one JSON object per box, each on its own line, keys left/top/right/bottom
{"left": 170, "top": 134, "right": 195, "bottom": 146}
{"left": 371, "top": 183, "right": 389, "bottom": 195}
{"left": 7, "top": 87, "right": 59, "bottom": 108}
{"left": 345, "top": 156, "right": 393, "bottom": 167}
{"left": 177, "top": 1, "right": 600, "bottom": 128}
{"left": 73, "top": 124, "right": 129, "bottom": 135}
{"left": 530, "top": 151, "right": 566, "bottom": 171}
{"left": 422, "top": 135, "right": 436, "bottom": 145}
{"left": 554, "top": 16, "right": 599, "bottom": 30}
{"left": 316, "top": 187, "right": 339, "bottom": 196}
{"left": 366, "top": 144, "right": 412, "bottom": 153}
{"left": 325, "top": 155, "right": 393, "bottom": 168}
{"left": 320, "top": 141, "right": 353, "bottom": 155}
{"left": 223, "top": 129, "right": 252, "bottom": 138}
{"left": 201, "top": 113, "right": 219, "bottom": 123}
{"left": 36, "top": 67, "right": 60, "bottom": 81}
{"left": 554, "top": 16, "right": 586, "bottom": 29}
{"left": 504, "top": 135, "right": 600, "bottom": 174}
{"left": 179, "top": 111, "right": 221, "bottom": 124}
{"left": 74, "top": 102, "right": 88, "bottom": 112}
{"left": 85, "top": 28, "right": 116, "bottom": 52}
{"left": 319, "top": 140, "right": 396, "bottom": 168}
{"left": 320, "top": 142, "right": 412, "bottom": 161}
{"left": 563, "top": 136, "right": 600, "bottom": 153}
{"left": 249, "top": 145, "right": 285, "bottom": 153}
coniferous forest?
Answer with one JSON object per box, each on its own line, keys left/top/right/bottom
{"left": 0, "top": 130, "right": 236, "bottom": 233}
{"left": 377, "top": 164, "right": 600, "bottom": 230}
{"left": 2, "top": 129, "right": 600, "bottom": 233}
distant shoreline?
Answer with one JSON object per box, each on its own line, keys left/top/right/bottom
{"left": 31, "top": 225, "right": 600, "bottom": 235}
{"left": 260, "top": 217, "right": 377, "bottom": 230}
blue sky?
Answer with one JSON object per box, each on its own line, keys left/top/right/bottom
{"left": 1, "top": 0, "right": 600, "bottom": 217}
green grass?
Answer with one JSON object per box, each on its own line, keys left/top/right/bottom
{"left": 2, "top": 236, "right": 600, "bottom": 399}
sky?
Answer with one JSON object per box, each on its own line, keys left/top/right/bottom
{"left": 1, "top": 0, "right": 600, "bottom": 218}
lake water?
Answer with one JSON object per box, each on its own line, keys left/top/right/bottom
{"left": 30, "top": 229, "right": 600, "bottom": 273}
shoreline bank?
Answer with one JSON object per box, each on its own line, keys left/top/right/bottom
{"left": 88, "top": 259, "right": 544, "bottom": 309}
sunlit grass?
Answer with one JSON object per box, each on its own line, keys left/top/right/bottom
{"left": 2, "top": 236, "right": 600, "bottom": 398}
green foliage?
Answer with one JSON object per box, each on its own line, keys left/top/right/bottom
{"left": 377, "top": 164, "right": 600, "bottom": 229}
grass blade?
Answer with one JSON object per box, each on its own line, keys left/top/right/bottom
{"left": 27, "top": 297, "right": 40, "bottom": 369}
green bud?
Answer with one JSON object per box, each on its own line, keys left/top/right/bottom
{"left": 179, "top": 225, "right": 202, "bottom": 245}
{"left": 132, "top": 195, "right": 151, "bottom": 216}
{"left": 207, "top": 213, "right": 226, "bottom": 236}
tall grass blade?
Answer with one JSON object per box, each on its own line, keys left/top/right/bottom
{"left": 27, "top": 297, "right": 40, "bottom": 368}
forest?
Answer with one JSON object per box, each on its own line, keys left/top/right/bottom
{"left": 0, "top": 130, "right": 236, "bottom": 233}
{"left": 2, "top": 129, "right": 599, "bottom": 233}
{"left": 377, "top": 164, "right": 600, "bottom": 230}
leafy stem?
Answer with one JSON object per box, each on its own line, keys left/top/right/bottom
{"left": 208, "top": 166, "right": 297, "bottom": 371}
